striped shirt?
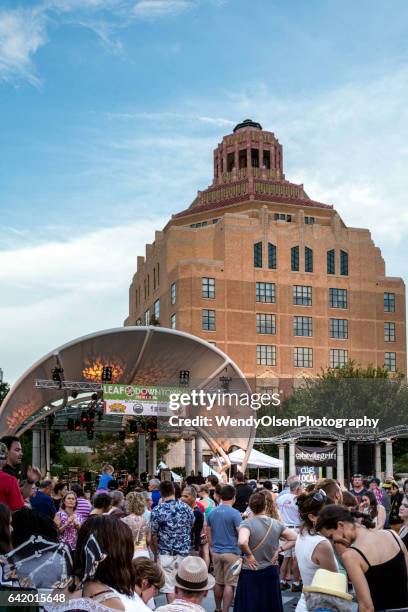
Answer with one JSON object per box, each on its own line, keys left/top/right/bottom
{"left": 75, "top": 497, "right": 92, "bottom": 520}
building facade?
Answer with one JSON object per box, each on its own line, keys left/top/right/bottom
{"left": 125, "top": 119, "right": 406, "bottom": 388}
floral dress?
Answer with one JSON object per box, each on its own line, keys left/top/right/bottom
{"left": 56, "top": 510, "right": 81, "bottom": 550}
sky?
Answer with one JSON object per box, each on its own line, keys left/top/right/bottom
{"left": 1, "top": 0, "right": 408, "bottom": 384}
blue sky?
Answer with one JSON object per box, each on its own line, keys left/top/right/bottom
{"left": 1, "top": 0, "right": 408, "bottom": 383}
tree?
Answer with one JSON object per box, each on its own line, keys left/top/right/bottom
{"left": 256, "top": 360, "right": 408, "bottom": 439}
{"left": 0, "top": 380, "right": 10, "bottom": 406}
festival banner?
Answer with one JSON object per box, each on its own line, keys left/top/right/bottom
{"left": 295, "top": 445, "right": 337, "bottom": 467}
{"left": 103, "top": 384, "right": 184, "bottom": 417}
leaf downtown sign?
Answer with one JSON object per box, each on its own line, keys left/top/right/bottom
{"left": 103, "top": 384, "right": 184, "bottom": 417}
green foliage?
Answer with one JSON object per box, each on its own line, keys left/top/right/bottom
{"left": 0, "top": 381, "right": 10, "bottom": 406}
{"left": 256, "top": 360, "right": 408, "bottom": 439}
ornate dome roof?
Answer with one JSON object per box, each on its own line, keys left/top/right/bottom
{"left": 233, "top": 118, "right": 262, "bottom": 132}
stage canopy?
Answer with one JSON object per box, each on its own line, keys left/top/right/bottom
{"left": 0, "top": 326, "right": 256, "bottom": 465}
{"left": 228, "top": 447, "right": 283, "bottom": 469}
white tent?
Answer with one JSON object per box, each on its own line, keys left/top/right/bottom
{"left": 202, "top": 461, "right": 219, "bottom": 477}
{"left": 157, "top": 461, "right": 182, "bottom": 482}
{"left": 228, "top": 448, "right": 282, "bottom": 469}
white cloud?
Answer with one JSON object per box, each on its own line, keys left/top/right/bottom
{"left": 0, "top": 7, "right": 47, "bottom": 85}
{"left": 0, "top": 0, "right": 201, "bottom": 85}
{"left": 0, "top": 219, "right": 166, "bottom": 384}
{"left": 132, "top": 0, "right": 195, "bottom": 18}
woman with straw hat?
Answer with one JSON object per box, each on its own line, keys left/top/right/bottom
{"left": 303, "top": 568, "right": 352, "bottom": 612}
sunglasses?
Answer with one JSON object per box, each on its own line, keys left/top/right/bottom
{"left": 312, "top": 489, "right": 327, "bottom": 502}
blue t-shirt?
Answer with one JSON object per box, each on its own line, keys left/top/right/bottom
{"left": 30, "top": 491, "right": 56, "bottom": 519}
{"left": 98, "top": 473, "right": 113, "bottom": 489}
{"left": 207, "top": 504, "right": 241, "bottom": 554}
{"left": 151, "top": 489, "right": 161, "bottom": 509}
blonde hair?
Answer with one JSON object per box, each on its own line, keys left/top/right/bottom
{"left": 198, "top": 484, "right": 210, "bottom": 496}
{"left": 260, "top": 489, "right": 280, "bottom": 521}
{"left": 125, "top": 491, "right": 146, "bottom": 516}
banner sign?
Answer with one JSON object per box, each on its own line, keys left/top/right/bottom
{"left": 295, "top": 445, "right": 337, "bottom": 467}
{"left": 296, "top": 465, "right": 321, "bottom": 484}
{"left": 103, "top": 385, "right": 184, "bottom": 417}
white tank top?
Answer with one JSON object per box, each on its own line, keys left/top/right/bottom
{"left": 295, "top": 530, "right": 337, "bottom": 612}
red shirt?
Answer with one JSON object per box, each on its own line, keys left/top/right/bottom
{"left": 0, "top": 470, "right": 25, "bottom": 511}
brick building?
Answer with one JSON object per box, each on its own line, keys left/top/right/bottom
{"left": 124, "top": 119, "right": 406, "bottom": 387}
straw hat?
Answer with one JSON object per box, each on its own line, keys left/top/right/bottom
{"left": 174, "top": 556, "right": 215, "bottom": 592}
{"left": 303, "top": 569, "right": 353, "bottom": 601}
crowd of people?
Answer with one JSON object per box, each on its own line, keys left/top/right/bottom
{"left": 1, "top": 434, "right": 408, "bottom": 612}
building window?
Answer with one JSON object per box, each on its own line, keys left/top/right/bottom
{"left": 329, "top": 288, "right": 348, "bottom": 309}
{"left": 153, "top": 299, "right": 160, "bottom": 321}
{"left": 329, "top": 319, "right": 348, "bottom": 339}
{"left": 330, "top": 349, "right": 348, "bottom": 368}
{"left": 263, "top": 150, "right": 270, "bottom": 169}
{"left": 157, "top": 263, "right": 160, "bottom": 286}
{"left": 227, "top": 152, "right": 234, "bottom": 172}
{"left": 257, "top": 345, "right": 276, "bottom": 366}
{"left": 256, "top": 313, "right": 276, "bottom": 335}
{"left": 254, "top": 242, "right": 262, "bottom": 268}
{"left": 293, "top": 316, "right": 312, "bottom": 337}
{"left": 239, "top": 149, "right": 247, "bottom": 169}
{"left": 251, "top": 148, "right": 259, "bottom": 168}
{"left": 212, "top": 218, "right": 219, "bottom": 224}
{"left": 305, "top": 216, "right": 315, "bottom": 224}
{"left": 202, "top": 277, "right": 215, "bottom": 299}
{"left": 384, "top": 352, "right": 396, "bottom": 372}
{"left": 340, "top": 250, "right": 348, "bottom": 276}
{"left": 145, "top": 308, "right": 150, "bottom": 325}
{"left": 294, "top": 347, "right": 313, "bottom": 368}
{"left": 268, "top": 243, "right": 277, "bottom": 269}
{"left": 202, "top": 309, "right": 215, "bottom": 331}
{"left": 256, "top": 282, "right": 276, "bottom": 303}
{"left": 291, "top": 246, "right": 300, "bottom": 271}
{"left": 170, "top": 314, "right": 176, "bottom": 329}
{"left": 190, "top": 221, "right": 208, "bottom": 228}
{"left": 293, "top": 285, "right": 312, "bottom": 306}
{"left": 170, "top": 282, "right": 176, "bottom": 305}
{"left": 327, "top": 250, "right": 335, "bottom": 275}
{"left": 147, "top": 274, "right": 150, "bottom": 296}
{"left": 153, "top": 267, "right": 156, "bottom": 290}
{"left": 384, "top": 322, "right": 396, "bottom": 342}
{"left": 274, "top": 213, "right": 292, "bottom": 222}
{"left": 305, "top": 247, "right": 313, "bottom": 273}
{"left": 384, "top": 292, "right": 395, "bottom": 312}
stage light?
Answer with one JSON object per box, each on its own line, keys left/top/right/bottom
{"left": 74, "top": 419, "right": 81, "bottom": 431}
{"left": 130, "top": 421, "right": 138, "bottom": 434}
{"left": 179, "top": 370, "right": 190, "bottom": 386}
{"left": 91, "top": 393, "right": 98, "bottom": 401}
{"left": 101, "top": 366, "right": 113, "bottom": 383}
{"left": 87, "top": 429, "right": 94, "bottom": 440}
{"left": 71, "top": 391, "right": 78, "bottom": 399}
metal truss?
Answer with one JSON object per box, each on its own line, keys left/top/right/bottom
{"left": 255, "top": 424, "right": 408, "bottom": 444}
{"left": 35, "top": 379, "right": 102, "bottom": 391}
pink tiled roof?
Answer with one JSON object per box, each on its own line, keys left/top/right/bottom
{"left": 173, "top": 193, "right": 333, "bottom": 219}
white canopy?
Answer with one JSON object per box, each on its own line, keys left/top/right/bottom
{"left": 228, "top": 448, "right": 282, "bottom": 469}
{"left": 202, "top": 461, "right": 219, "bottom": 477}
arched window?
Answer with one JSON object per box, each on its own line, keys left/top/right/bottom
{"left": 305, "top": 246, "right": 313, "bottom": 272}
{"left": 340, "top": 250, "right": 348, "bottom": 276}
{"left": 254, "top": 242, "right": 262, "bottom": 268}
{"left": 268, "top": 243, "right": 277, "bottom": 269}
{"left": 291, "top": 246, "right": 299, "bottom": 271}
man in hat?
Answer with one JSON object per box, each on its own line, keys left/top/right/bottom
{"left": 156, "top": 555, "right": 215, "bottom": 611}
{"left": 303, "top": 568, "right": 353, "bottom": 612}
